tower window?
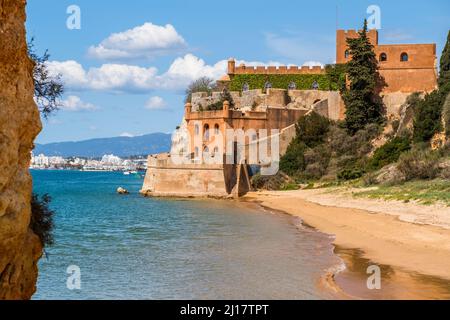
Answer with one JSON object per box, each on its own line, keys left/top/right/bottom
{"left": 204, "top": 124, "right": 210, "bottom": 141}
{"left": 400, "top": 52, "right": 409, "bottom": 62}
{"left": 194, "top": 124, "right": 200, "bottom": 135}
{"left": 344, "top": 50, "right": 350, "bottom": 59}
{"left": 214, "top": 124, "right": 220, "bottom": 135}
{"left": 380, "top": 53, "right": 387, "bottom": 62}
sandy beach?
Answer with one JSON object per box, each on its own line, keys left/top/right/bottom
{"left": 243, "top": 189, "right": 450, "bottom": 299}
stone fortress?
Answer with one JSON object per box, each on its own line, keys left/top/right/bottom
{"left": 140, "top": 29, "right": 438, "bottom": 198}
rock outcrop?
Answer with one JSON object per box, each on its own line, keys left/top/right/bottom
{"left": 0, "top": 0, "right": 43, "bottom": 300}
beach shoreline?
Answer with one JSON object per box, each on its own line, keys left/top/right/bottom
{"left": 242, "top": 189, "right": 450, "bottom": 300}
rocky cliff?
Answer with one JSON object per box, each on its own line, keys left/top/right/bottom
{"left": 0, "top": 0, "right": 43, "bottom": 300}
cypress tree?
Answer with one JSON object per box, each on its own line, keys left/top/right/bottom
{"left": 343, "top": 20, "right": 385, "bottom": 134}
{"left": 439, "top": 30, "right": 450, "bottom": 92}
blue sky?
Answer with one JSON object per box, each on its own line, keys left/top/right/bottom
{"left": 27, "top": 0, "right": 450, "bottom": 143}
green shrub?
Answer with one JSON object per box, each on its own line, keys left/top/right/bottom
{"left": 280, "top": 183, "right": 300, "bottom": 191}
{"left": 280, "top": 140, "right": 306, "bottom": 176}
{"left": 296, "top": 112, "right": 331, "bottom": 148}
{"left": 413, "top": 90, "right": 445, "bottom": 143}
{"left": 251, "top": 172, "right": 292, "bottom": 191}
{"left": 397, "top": 149, "right": 440, "bottom": 181}
{"left": 443, "top": 93, "right": 450, "bottom": 138}
{"left": 325, "top": 63, "right": 347, "bottom": 92}
{"left": 337, "top": 168, "right": 365, "bottom": 181}
{"left": 205, "top": 89, "right": 235, "bottom": 110}
{"left": 303, "top": 145, "right": 331, "bottom": 179}
{"left": 30, "top": 193, "right": 55, "bottom": 247}
{"left": 367, "top": 136, "right": 411, "bottom": 171}
{"left": 229, "top": 74, "right": 334, "bottom": 92}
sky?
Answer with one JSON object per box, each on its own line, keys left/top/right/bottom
{"left": 26, "top": 0, "right": 450, "bottom": 144}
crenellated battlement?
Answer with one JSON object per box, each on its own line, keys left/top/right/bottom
{"left": 227, "top": 59, "right": 325, "bottom": 76}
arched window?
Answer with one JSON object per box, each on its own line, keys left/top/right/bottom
{"left": 264, "top": 81, "right": 272, "bottom": 91}
{"left": 194, "top": 147, "right": 199, "bottom": 158}
{"left": 242, "top": 83, "right": 250, "bottom": 92}
{"left": 400, "top": 52, "right": 409, "bottom": 62}
{"left": 214, "top": 124, "right": 220, "bottom": 135}
{"left": 344, "top": 50, "right": 350, "bottom": 59}
{"left": 194, "top": 124, "right": 200, "bottom": 135}
{"left": 379, "top": 53, "right": 387, "bottom": 62}
{"left": 204, "top": 146, "right": 209, "bottom": 154}
{"left": 213, "top": 146, "right": 219, "bottom": 154}
{"left": 204, "top": 124, "right": 210, "bottom": 141}
{"left": 288, "top": 81, "right": 296, "bottom": 90}
{"left": 311, "top": 81, "right": 319, "bottom": 90}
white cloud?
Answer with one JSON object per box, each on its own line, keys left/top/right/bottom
{"left": 47, "top": 60, "right": 159, "bottom": 93}
{"left": 119, "top": 132, "right": 135, "bottom": 137}
{"left": 46, "top": 54, "right": 288, "bottom": 94}
{"left": 145, "top": 96, "right": 167, "bottom": 110}
{"left": 88, "top": 22, "right": 187, "bottom": 60}
{"left": 46, "top": 60, "right": 88, "bottom": 89}
{"left": 60, "top": 95, "right": 97, "bottom": 111}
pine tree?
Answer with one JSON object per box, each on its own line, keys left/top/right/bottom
{"left": 439, "top": 30, "right": 450, "bottom": 92}
{"left": 343, "top": 20, "right": 385, "bottom": 134}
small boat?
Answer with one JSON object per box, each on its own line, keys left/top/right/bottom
{"left": 123, "top": 171, "right": 131, "bottom": 175}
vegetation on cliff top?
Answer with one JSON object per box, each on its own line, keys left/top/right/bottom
{"left": 28, "top": 38, "right": 64, "bottom": 119}
{"left": 30, "top": 193, "right": 55, "bottom": 248}
{"left": 184, "top": 76, "right": 217, "bottom": 103}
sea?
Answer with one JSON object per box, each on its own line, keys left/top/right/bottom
{"left": 31, "top": 170, "right": 342, "bottom": 300}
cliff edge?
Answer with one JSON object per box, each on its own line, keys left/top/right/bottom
{"left": 0, "top": 0, "right": 43, "bottom": 299}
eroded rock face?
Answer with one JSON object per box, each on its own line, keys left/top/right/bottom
{"left": 0, "top": 0, "right": 43, "bottom": 300}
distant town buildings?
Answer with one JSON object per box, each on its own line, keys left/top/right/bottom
{"left": 30, "top": 153, "right": 147, "bottom": 171}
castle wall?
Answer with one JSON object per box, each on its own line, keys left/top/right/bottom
{"left": 380, "top": 68, "right": 437, "bottom": 93}
{"left": 232, "top": 64, "right": 325, "bottom": 75}
{"left": 141, "top": 155, "right": 230, "bottom": 198}
{"left": 336, "top": 29, "right": 437, "bottom": 94}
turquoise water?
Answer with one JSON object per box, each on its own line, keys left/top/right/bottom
{"left": 32, "top": 170, "right": 340, "bottom": 300}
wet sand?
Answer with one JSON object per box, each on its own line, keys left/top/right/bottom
{"left": 243, "top": 190, "right": 450, "bottom": 300}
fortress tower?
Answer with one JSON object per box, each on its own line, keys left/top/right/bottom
{"left": 336, "top": 29, "right": 438, "bottom": 93}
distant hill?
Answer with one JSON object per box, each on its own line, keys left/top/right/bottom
{"left": 34, "top": 133, "right": 172, "bottom": 158}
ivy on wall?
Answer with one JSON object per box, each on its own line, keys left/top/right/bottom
{"left": 228, "top": 65, "right": 346, "bottom": 92}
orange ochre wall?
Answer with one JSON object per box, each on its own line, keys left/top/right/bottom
{"left": 336, "top": 30, "right": 437, "bottom": 93}
{"left": 184, "top": 104, "right": 307, "bottom": 155}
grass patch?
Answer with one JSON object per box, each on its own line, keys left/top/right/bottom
{"left": 352, "top": 179, "right": 450, "bottom": 205}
